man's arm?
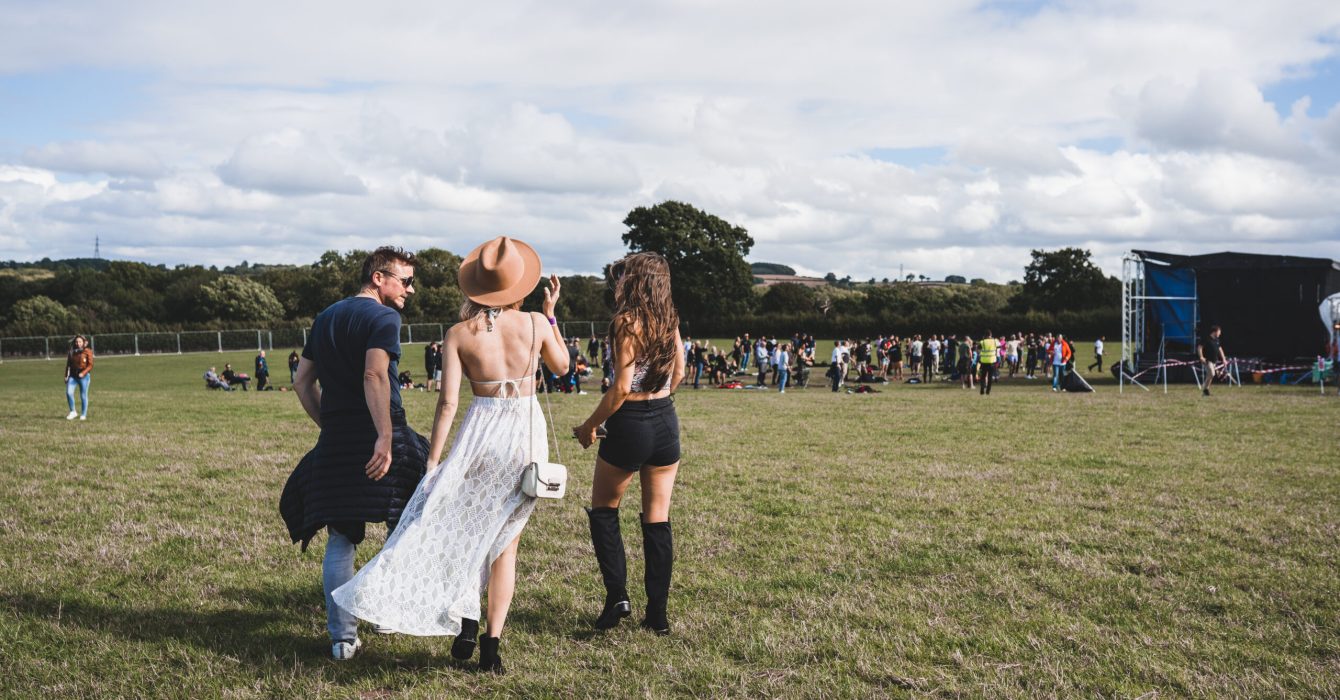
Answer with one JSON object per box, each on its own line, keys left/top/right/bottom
{"left": 294, "top": 357, "right": 322, "bottom": 427}
{"left": 363, "top": 348, "right": 394, "bottom": 481}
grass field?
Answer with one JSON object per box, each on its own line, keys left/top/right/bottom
{"left": 1, "top": 346, "right": 1337, "bottom": 698}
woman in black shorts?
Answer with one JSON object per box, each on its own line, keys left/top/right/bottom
{"left": 573, "top": 252, "right": 685, "bottom": 635}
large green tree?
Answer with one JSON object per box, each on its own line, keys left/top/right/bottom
{"left": 1013, "top": 247, "right": 1119, "bottom": 313}
{"left": 405, "top": 247, "right": 465, "bottom": 323}
{"left": 6, "top": 295, "right": 75, "bottom": 335}
{"left": 195, "top": 276, "right": 285, "bottom": 323}
{"left": 620, "top": 200, "right": 756, "bottom": 322}
{"left": 760, "top": 282, "right": 816, "bottom": 314}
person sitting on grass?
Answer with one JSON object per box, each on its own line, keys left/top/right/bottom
{"left": 221, "top": 363, "right": 250, "bottom": 391}
{"left": 204, "top": 367, "right": 233, "bottom": 391}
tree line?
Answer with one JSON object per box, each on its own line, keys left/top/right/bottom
{"left": 1, "top": 201, "right": 1119, "bottom": 339}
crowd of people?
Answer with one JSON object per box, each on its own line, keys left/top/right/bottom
{"left": 659, "top": 332, "right": 1106, "bottom": 394}
{"left": 460, "top": 330, "right": 1108, "bottom": 398}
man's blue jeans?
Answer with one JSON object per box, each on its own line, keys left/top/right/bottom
{"left": 324, "top": 522, "right": 396, "bottom": 642}
{"left": 1053, "top": 363, "right": 1067, "bottom": 389}
{"left": 323, "top": 529, "right": 360, "bottom": 643}
{"left": 66, "top": 375, "right": 90, "bottom": 416}
{"left": 778, "top": 369, "right": 789, "bottom": 391}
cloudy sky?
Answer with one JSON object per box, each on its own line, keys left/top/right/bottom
{"left": 2, "top": 0, "right": 1339, "bottom": 281}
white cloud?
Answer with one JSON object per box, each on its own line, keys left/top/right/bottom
{"left": 23, "top": 141, "right": 164, "bottom": 177}
{"left": 217, "top": 129, "right": 366, "bottom": 196}
{"left": 1, "top": 1, "right": 1339, "bottom": 280}
{"left": 1122, "top": 72, "right": 1309, "bottom": 159}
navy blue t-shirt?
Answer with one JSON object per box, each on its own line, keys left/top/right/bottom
{"left": 302, "top": 296, "right": 403, "bottom": 415}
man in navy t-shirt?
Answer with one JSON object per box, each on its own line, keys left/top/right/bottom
{"left": 281, "top": 246, "right": 429, "bottom": 661}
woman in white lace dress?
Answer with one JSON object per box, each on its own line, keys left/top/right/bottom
{"left": 332, "top": 236, "right": 569, "bottom": 673}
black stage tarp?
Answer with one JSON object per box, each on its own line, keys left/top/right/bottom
{"left": 1133, "top": 250, "right": 1340, "bottom": 360}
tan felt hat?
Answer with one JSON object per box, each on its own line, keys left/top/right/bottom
{"left": 457, "top": 236, "right": 542, "bottom": 307}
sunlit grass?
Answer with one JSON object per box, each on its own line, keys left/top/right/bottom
{"left": 1, "top": 348, "right": 1336, "bottom": 698}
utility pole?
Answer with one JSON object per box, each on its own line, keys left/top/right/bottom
{"left": 95, "top": 236, "right": 100, "bottom": 259}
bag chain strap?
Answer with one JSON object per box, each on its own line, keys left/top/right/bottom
{"left": 525, "top": 314, "right": 562, "bottom": 466}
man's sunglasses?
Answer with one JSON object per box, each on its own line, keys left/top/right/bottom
{"left": 377, "top": 270, "right": 415, "bottom": 288}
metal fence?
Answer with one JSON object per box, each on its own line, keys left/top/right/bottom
{"left": 0, "top": 320, "right": 606, "bottom": 362}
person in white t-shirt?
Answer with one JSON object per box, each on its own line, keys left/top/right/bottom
{"left": 1087, "top": 336, "right": 1105, "bottom": 373}
{"left": 829, "top": 341, "right": 847, "bottom": 392}
{"left": 776, "top": 344, "right": 791, "bottom": 393}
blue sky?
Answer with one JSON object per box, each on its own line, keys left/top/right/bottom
{"left": 1263, "top": 53, "right": 1340, "bottom": 117}
{"left": 0, "top": 68, "right": 154, "bottom": 155}
{"left": 1, "top": 1, "right": 1338, "bottom": 282}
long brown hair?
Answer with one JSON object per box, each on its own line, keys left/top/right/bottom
{"left": 609, "top": 252, "right": 679, "bottom": 390}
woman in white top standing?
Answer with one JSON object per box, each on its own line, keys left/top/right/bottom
{"left": 573, "top": 252, "right": 686, "bottom": 635}
{"left": 333, "top": 236, "right": 568, "bottom": 674}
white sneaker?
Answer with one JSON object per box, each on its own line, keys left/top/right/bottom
{"left": 331, "top": 638, "right": 362, "bottom": 661}
{"left": 79, "top": 415, "right": 87, "bottom": 421}
{"left": 66, "top": 411, "right": 78, "bottom": 420}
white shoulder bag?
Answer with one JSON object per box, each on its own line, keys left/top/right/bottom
{"left": 521, "top": 317, "right": 567, "bottom": 499}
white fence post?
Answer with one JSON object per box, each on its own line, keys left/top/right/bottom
{"left": 217, "top": 331, "right": 223, "bottom": 352}
{"left": 408, "top": 325, "right": 414, "bottom": 344}
{"left": 134, "top": 334, "right": 140, "bottom": 356}
{"left": 177, "top": 333, "right": 182, "bottom": 354}
{"left": 45, "top": 337, "right": 50, "bottom": 359}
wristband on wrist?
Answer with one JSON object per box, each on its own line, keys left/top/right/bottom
{"left": 547, "top": 316, "right": 557, "bottom": 326}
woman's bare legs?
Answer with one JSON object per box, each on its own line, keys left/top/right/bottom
{"left": 485, "top": 533, "right": 522, "bottom": 637}
{"left": 592, "top": 458, "right": 679, "bottom": 515}
{"left": 592, "top": 457, "right": 637, "bottom": 507}
{"left": 639, "top": 462, "right": 679, "bottom": 523}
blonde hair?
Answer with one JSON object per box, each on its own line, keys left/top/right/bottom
{"left": 459, "top": 298, "right": 523, "bottom": 331}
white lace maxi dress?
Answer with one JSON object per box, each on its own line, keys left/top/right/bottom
{"left": 331, "top": 375, "right": 544, "bottom": 636}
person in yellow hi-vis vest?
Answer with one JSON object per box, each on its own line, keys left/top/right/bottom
{"left": 978, "top": 331, "right": 998, "bottom": 395}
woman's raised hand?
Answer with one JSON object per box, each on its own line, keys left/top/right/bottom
{"left": 542, "top": 274, "right": 561, "bottom": 317}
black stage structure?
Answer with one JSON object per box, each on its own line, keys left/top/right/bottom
{"left": 1120, "top": 250, "right": 1340, "bottom": 390}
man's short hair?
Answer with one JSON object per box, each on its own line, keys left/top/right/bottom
{"left": 361, "top": 246, "right": 418, "bottom": 285}
{"left": 1210, "top": 324, "right": 1221, "bottom": 334}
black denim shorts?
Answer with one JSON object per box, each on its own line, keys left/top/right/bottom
{"left": 598, "top": 397, "right": 681, "bottom": 471}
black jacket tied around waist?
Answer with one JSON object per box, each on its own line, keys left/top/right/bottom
{"left": 279, "top": 407, "right": 427, "bottom": 551}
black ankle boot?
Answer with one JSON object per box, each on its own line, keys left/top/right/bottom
{"left": 587, "top": 507, "right": 630, "bottom": 630}
{"left": 640, "top": 516, "right": 673, "bottom": 636}
{"left": 450, "top": 618, "right": 478, "bottom": 660}
{"left": 477, "top": 635, "right": 504, "bottom": 674}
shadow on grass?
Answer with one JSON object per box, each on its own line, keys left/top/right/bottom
{"left": 0, "top": 585, "right": 481, "bottom": 676}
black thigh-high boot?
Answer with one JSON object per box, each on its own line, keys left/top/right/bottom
{"left": 640, "top": 516, "right": 673, "bottom": 635}
{"left": 586, "top": 506, "right": 630, "bottom": 629}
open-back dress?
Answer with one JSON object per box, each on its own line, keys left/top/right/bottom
{"left": 331, "top": 329, "right": 545, "bottom": 636}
